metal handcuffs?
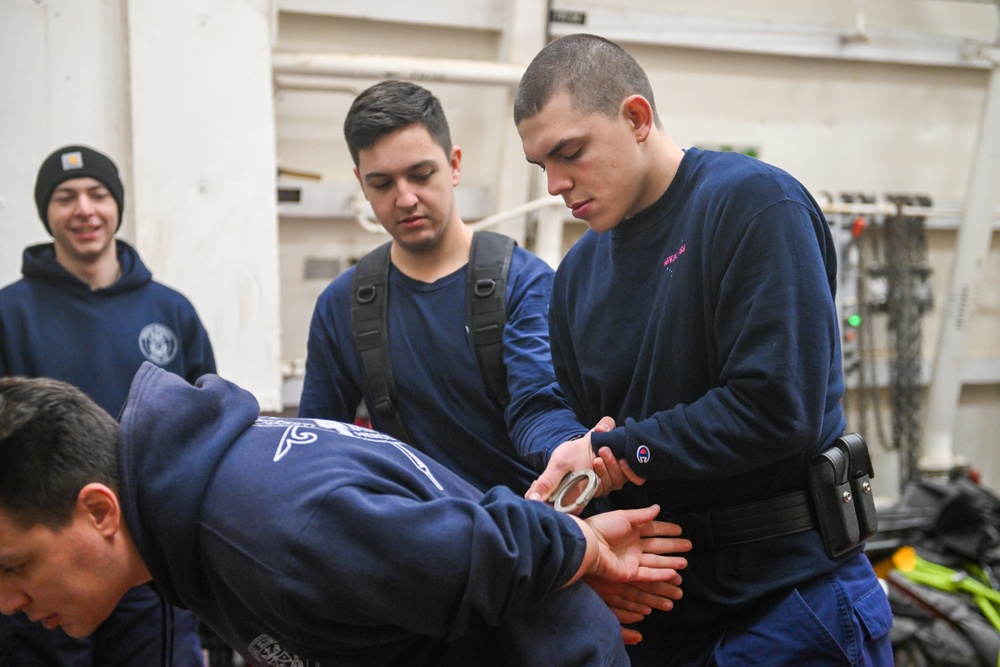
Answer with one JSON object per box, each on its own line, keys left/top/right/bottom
{"left": 551, "top": 469, "right": 600, "bottom": 513}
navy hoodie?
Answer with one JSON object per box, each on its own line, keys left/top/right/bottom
{"left": 119, "top": 363, "right": 628, "bottom": 667}
{"left": 0, "top": 240, "right": 215, "bottom": 416}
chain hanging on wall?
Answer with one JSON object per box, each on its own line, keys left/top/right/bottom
{"left": 884, "top": 194, "right": 933, "bottom": 485}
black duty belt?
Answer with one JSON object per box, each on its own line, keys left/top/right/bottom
{"left": 676, "top": 491, "right": 816, "bottom": 552}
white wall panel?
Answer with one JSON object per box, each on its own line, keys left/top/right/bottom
{"left": 0, "top": 0, "right": 131, "bottom": 286}
{"left": 126, "top": 0, "right": 283, "bottom": 409}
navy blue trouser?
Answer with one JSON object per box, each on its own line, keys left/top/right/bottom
{"left": 627, "top": 551, "right": 894, "bottom": 666}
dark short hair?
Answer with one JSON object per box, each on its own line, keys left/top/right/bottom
{"left": 514, "top": 33, "right": 661, "bottom": 128}
{"left": 344, "top": 80, "right": 453, "bottom": 166}
{"left": 0, "top": 376, "right": 120, "bottom": 528}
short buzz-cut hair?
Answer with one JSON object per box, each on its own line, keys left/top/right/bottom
{"left": 513, "top": 33, "right": 662, "bottom": 128}
{"left": 343, "top": 80, "right": 453, "bottom": 167}
{"left": 0, "top": 376, "right": 120, "bottom": 529}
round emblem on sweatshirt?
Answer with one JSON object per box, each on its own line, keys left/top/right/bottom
{"left": 138, "top": 323, "right": 178, "bottom": 365}
{"left": 636, "top": 445, "right": 651, "bottom": 464}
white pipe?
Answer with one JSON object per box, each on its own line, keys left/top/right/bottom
{"left": 466, "top": 196, "right": 563, "bottom": 232}
{"left": 272, "top": 52, "right": 525, "bottom": 87}
{"left": 819, "top": 202, "right": 951, "bottom": 217}
{"left": 273, "top": 75, "right": 362, "bottom": 96}
{"left": 349, "top": 192, "right": 566, "bottom": 239}
{"left": 533, "top": 203, "right": 568, "bottom": 269}
{"left": 350, "top": 193, "right": 391, "bottom": 235}
{"left": 471, "top": 196, "right": 566, "bottom": 269}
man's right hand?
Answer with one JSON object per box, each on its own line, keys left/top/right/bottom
{"left": 526, "top": 434, "right": 600, "bottom": 503}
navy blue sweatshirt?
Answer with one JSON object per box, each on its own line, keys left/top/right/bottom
{"left": 549, "top": 149, "right": 848, "bottom": 639}
{"left": 299, "top": 245, "right": 584, "bottom": 494}
{"left": 0, "top": 240, "right": 215, "bottom": 416}
{"left": 120, "top": 363, "right": 628, "bottom": 666}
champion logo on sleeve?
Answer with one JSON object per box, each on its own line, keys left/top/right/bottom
{"left": 636, "top": 445, "right": 651, "bottom": 464}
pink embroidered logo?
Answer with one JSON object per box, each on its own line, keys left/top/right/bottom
{"left": 663, "top": 243, "right": 686, "bottom": 267}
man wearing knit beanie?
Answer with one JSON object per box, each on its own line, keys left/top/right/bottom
{"left": 27, "top": 145, "right": 127, "bottom": 291}
{"left": 33, "top": 145, "right": 126, "bottom": 236}
{"left": 0, "top": 145, "right": 216, "bottom": 666}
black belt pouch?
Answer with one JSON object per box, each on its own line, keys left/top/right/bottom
{"left": 808, "top": 433, "right": 878, "bottom": 558}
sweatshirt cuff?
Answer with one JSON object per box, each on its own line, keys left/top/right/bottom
{"left": 590, "top": 427, "right": 627, "bottom": 460}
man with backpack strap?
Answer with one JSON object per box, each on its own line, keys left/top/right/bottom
{"left": 299, "top": 80, "right": 684, "bottom": 645}
{"left": 299, "top": 80, "right": 611, "bottom": 496}
{"left": 348, "top": 228, "right": 515, "bottom": 446}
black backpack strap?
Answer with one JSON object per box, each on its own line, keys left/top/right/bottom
{"left": 467, "top": 231, "right": 515, "bottom": 408}
{"left": 350, "top": 241, "right": 414, "bottom": 444}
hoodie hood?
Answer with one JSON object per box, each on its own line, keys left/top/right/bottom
{"left": 22, "top": 239, "right": 152, "bottom": 294}
{"left": 118, "top": 362, "right": 259, "bottom": 608}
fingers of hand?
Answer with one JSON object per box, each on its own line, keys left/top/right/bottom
{"left": 609, "top": 504, "right": 660, "bottom": 526}
{"left": 611, "top": 606, "right": 650, "bottom": 625}
{"left": 528, "top": 440, "right": 591, "bottom": 501}
{"left": 613, "top": 582, "right": 679, "bottom": 612}
{"left": 597, "top": 448, "right": 628, "bottom": 492}
{"left": 598, "top": 591, "right": 654, "bottom": 617}
{"left": 634, "top": 564, "right": 687, "bottom": 583}
{"left": 641, "top": 551, "right": 689, "bottom": 569}
{"left": 525, "top": 476, "right": 557, "bottom": 502}
{"left": 641, "top": 537, "right": 693, "bottom": 558}
{"left": 594, "top": 415, "right": 616, "bottom": 432}
{"left": 620, "top": 627, "right": 644, "bottom": 645}
{"left": 639, "top": 520, "right": 684, "bottom": 539}
{"left": 586, "top": 580, "right": 653, "bottom": 620}
{"left": 592, "top": 456, "right": 614, "bottom": 497}
{"left": 619, "top": 458, "right": 646, "bottom": 487}
{"left": 629, "top": 580, "right": 684, "bottom": 606}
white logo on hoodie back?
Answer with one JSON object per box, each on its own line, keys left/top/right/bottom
{"left": 248, "top": 634, "right": 315, "bottom": 666}
{"left": 261, "top": 417, "right": 444, "bottom": 490}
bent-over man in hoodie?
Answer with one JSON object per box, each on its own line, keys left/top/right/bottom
{"left": 0, "top": 144, "right": 214, "bottom": 666}
{"left": 0, "top": 364, "right": 690, "bottom": 667}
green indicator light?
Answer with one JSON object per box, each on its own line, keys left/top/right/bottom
{"left": 848, "top": 314, "right": 862, "bottom": 327}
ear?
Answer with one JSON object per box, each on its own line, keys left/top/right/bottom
{"left": 622, "top": 95, "right": 654, "bottom": 144}
{"left": 450, "top": 145, "right": 462, "bottom": 186}
{"left": 76, "top": 483, "right": 122, "bottom": 538}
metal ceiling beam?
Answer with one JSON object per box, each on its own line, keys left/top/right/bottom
{"left": 548, "top": 5, "right": 997, "bottom": 70}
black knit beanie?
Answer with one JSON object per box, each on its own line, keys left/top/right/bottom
{"left": 34, "top": 145, "right": 125, "bottom": 235}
